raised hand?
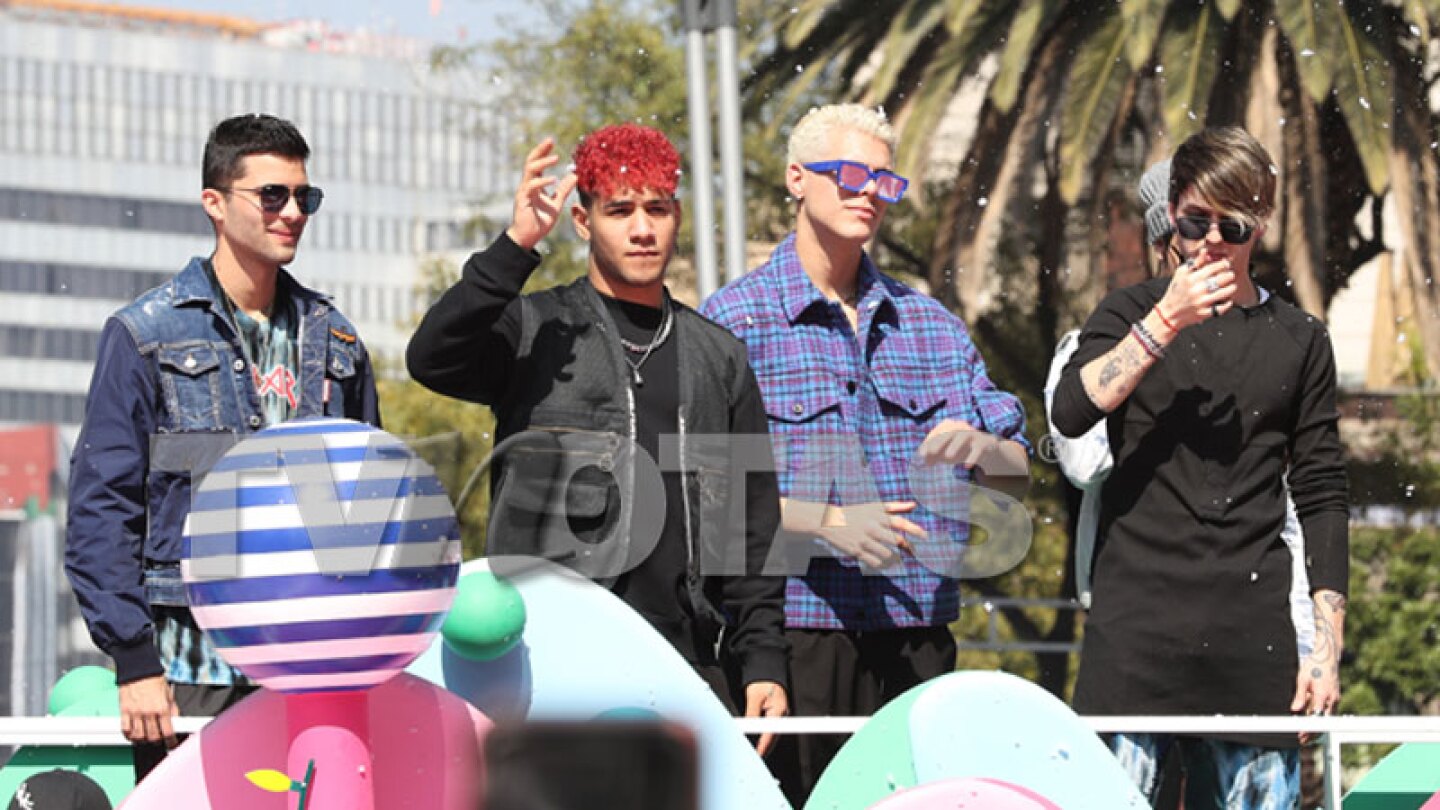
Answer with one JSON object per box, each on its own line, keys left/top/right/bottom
{"left": 1155, "top": 252, "right": 1237, "bottom": 332}
{"left": 505, "top": 137, "right": 579, "bottom": 252}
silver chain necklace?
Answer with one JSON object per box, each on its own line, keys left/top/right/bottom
{"left": 618, "top": 301, "right": 673, "bottom": 387}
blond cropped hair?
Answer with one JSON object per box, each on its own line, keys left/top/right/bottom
{"left": 787, "top": 104, "right": 897, "bottom": 167}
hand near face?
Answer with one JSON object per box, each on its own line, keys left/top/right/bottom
{"left": 1154, "top": 253, "right": 1238, "bottom": 332}
{"left": 506, "top": 138, "right": 578, "bottom": 252}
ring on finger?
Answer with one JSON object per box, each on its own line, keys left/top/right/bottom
{"left": 1212, "top": 304, "right": 1220, "bottom": 319}
{"left": 1205, "top": 277, "right": 1219, "bottom": 293}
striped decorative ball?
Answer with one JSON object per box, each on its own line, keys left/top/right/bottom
{"left": 182, "top": 418, "right": 460, "bottom": 693}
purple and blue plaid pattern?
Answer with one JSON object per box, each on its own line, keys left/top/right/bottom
{"left": 701, "top": 234, "right": 1029, "bottom": 630}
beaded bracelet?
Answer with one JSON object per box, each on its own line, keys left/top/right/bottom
{"left": 1131, "top": 321, "right": 1165, "bottom": 360}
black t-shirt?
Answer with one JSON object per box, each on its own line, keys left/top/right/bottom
{"left": 599, "top": 294, "right": 712, "bottom": 666}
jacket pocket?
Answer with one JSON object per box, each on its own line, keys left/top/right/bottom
{"left": 759, "top": 370, "right": 842, "bottom": 425}
{"left": 157, "top": 343, "right": 226, "bottom": 431}
{"left": 487, "top": 427, "right": 626, "bottom": 582}
{"left": 323, "top": 336, "right": 359, "bottom": 417}
{"left": 871, "top": 365, "right": 948, "bottom": 421}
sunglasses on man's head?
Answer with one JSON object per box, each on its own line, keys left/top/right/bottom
{"left": 221, "top": 184, "right": 325, "bottom": 215}
{"left": 802, "top": 160, "right": 909, "bottom": 204}
{"left": 1175, "top": 214, "right": 1252, "bottom": 245}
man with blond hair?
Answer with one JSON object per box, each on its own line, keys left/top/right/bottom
{"left": 703, "top": 104, "right": 1031, "bottom": 802}
{"left": 1051, "top": 127, "right": 1348, "bottom": 808}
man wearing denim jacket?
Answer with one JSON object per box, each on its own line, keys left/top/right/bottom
{"left": 65, "top": 114, "right": 380, "bottom": 779}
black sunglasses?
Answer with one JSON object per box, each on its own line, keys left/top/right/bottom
{"left": 221, "top": 184, "right": 324, "bottom": 215}
{"left": 1175, "top": 214, "right": 1252, "bottom": 245}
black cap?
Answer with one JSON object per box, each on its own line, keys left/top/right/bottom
{"left": 7, "top": 770, "right": 112, "bottom": 810}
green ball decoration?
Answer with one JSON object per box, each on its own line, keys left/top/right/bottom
{"left": 47, "top": 666, "right": 117, "bottom": 715}
{"left": 441, "top": 570, "right": 527, "bottom": 661}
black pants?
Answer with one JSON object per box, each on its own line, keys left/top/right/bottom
{"left": 769, "top": 626, "right": 957, "bottom": 806}
{"left": 132, "top": 681, "right": 257, "bottom": 782}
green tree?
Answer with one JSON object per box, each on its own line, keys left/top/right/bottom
{"left": 395, "top": 0, "right": 682, "bottom": 553}
{"left": 376, "top": 258, "right": 495, "bottom": 557}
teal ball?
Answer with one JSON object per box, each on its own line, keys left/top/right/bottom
{"left": 441, "top": 570, "right": 527, "bottom": 661}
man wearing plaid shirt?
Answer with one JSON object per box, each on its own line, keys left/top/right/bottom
{"left": 701, "top": 103, "right": 1031, "bottom": 803}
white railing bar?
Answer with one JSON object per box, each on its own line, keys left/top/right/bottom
{"left": 1, "top": 715, "right": 1436, "bottom": 744}
{"left": 1081, "top": 716, "right": 1440, "bottom": 735}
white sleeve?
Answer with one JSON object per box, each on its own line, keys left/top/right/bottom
{"left": 1043, "top": 330, "right": 1113, "bottom": 490}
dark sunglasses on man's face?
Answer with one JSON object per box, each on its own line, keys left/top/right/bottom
{"left": 221, "top": 184, "right": 324, "bottom": 215}
{"left": 1175, "top": 214, "right": 1252, "bottom": 245}
{"left": 803, "top": 160, "right": 909, "bottom": 203}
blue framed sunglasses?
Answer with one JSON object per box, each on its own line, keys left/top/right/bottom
{"left": 803, "top": 160, "right": 909, "bottom": 203}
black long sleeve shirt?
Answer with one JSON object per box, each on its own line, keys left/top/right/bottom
{"left": 1052, "top": 278, "right": 1348, "bottom": 737}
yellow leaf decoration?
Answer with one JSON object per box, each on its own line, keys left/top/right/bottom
{"left": 245, "top": 769, "right": 300, "bottom": 793}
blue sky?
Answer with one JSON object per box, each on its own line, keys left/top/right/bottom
{"left": 104, "top": 0, "right": 540, "bottom": 44}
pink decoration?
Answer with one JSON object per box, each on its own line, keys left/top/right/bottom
{"left": 285, "top": 693, "right": 372, "bottom": 810}
{"left": 119, "top": 674, "right": 488, "bottom": 809}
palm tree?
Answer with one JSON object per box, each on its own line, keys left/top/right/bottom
{"left": 745, "top": 0, "right": 1439, "bottom": 371}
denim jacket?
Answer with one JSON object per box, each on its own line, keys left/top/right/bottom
{"left": 65, "top": 257, "right": 380, "bottom": 683}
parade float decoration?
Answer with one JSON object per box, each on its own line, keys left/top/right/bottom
{"left": 1, "top": 418, "right": 1264, "bottom": 809}
{"left": 121, "top": 418, "right": 483, "bottom": 809}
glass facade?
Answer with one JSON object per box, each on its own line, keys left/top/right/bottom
{"left": 0, "top": 55, "right": 505, "bottom": 194}
{"left": 0, "top": 13, "right": 510, "bottom": 429}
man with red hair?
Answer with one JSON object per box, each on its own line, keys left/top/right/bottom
{"left": 407, "top": 125, "right": 790, "bottom": 748}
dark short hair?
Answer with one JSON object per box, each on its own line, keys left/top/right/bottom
{"left": 1169, "top": 126, "right": 1276, "bottom": 226}
{"left": 202, "top": 114, "right": 310, "bottom": 190}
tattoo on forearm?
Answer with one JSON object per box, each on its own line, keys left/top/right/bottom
{"left": 1089, "top": 338, "right": 1151, "bottom": 408}
{"left": 1097, "top": 356, "right": 1123, "bottom": 389}
{"left": 1303, "top": 591, "right": 1346, "bottom": 679}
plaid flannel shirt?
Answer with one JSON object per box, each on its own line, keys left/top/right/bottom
{"left": 701, "top": 234, "right": 1029, "bottom": 630}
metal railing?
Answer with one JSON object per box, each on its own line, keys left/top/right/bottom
{"left": 955, "top": 596, "right": 1084, "bottom": 655}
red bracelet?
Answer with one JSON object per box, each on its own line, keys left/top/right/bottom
{"left": 1153, "top": 307, "right": 1178, "bottom": 334}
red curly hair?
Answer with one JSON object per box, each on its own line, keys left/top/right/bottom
{"left": 573, "top": 123, "right": 680, "bottom": 205}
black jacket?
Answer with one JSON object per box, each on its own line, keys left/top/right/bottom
{"left": 406, "top": 235, "right": 788, "bottom": 690}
